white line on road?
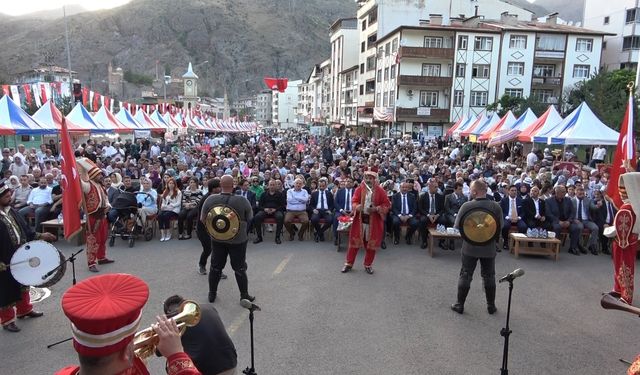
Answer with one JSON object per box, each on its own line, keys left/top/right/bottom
{"left": 226, "top": 310, "right": 249, "bottom": 336}
{"left": 272, "top": 253, "right": 293, "bottom": 276}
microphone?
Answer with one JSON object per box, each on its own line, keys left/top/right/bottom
{"left": 42, "top": 267, "right": 57, "bottom": 280}
{"left": 240, "top": 299, "right": 261, "bottom": 312}
{"left": 498, "top": 268, "right": 525, "bottom": 283}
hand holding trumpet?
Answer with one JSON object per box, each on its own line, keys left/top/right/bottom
{"left": 153, "top": 315, "right": 185, "bottom": 358}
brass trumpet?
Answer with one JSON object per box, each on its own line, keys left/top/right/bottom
{"left": 133, "top": 300, "right": 201, "bottom": 359}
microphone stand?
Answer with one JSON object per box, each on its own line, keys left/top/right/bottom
{"left": 243, "top": 308, "right": 257, "bottom": 375}
{"left": 47, "top": 248, "right": 84, "bottom": 349}
{"left": 500, "top": 279, "right": 514, "bottom": 375}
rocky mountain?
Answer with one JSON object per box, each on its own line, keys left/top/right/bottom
{"left": 0, "top": 0, "right": 355, "bottom": 99}
{"left": 505, "top": 0, "right": 583, "bottom": 23}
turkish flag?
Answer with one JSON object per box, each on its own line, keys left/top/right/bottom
{"left": 607, "top": 92, "right": 637, "bottom": 209}
{"left": 59, "top": 117, "right": 83, "bottom": 240}
{"left": 264, "top": 77, "right": 288, "bottom": 92}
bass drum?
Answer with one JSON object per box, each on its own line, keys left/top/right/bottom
{"left": 10, "top": 241, "right": 66, "bottom": 288}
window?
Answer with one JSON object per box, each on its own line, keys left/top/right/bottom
{"left": 360, "top": 63, "right": 364, "bottom": 74}
{"left": 365, "top": 80, "right": 375, "bottom": 93}
{"left": 507, "top": 62, "right": 524, "bottom": 75}
{"left": 419, "top": 91, "right": 438, "bottom": 107}
{"left": 367, "top": 34, "right": 377, "bottom": 49}
{"left": 376, "top": 93, "right": 381, "bottom": 106}
{"left": 422, "top": 63, "right": 441, "bottom": 77}
{"left": 385, "top": 42, "right": 391, "bottom": 56}
{"left": 424, "top": 36, "right": 443, "bottom": 48}
{"left": 576, "top": 38, "right": 593, "bottom": 52}
{"left": 361, "top": 41, "right": 365, "bottom": 53}
{"left": 535, "top": 34, "right": 565, "bottom": 51}
{"left": 504, "top": 88, "right": 523, "bottom": 98}
{"left": 604, "top": 16, "right": 610, "bottom": 25}
{"left": 362, "top": 19, "right": 367, "bottom": 30}
{"left": 626, "top": 8, "right": 639, "bottom": 23}
{"left": 470, "top": 91, "right": 488, "bottom": 107}
{"left": 623, "top": 36, "right": 640, "bottom": 50}
{"left": 458, "top": 35, "right": 468, "bottom": 50}
{"left": 453, "top": 90, "right": 464, "bottom": 107}
{"left": 366, "top": 56, "right": 376, "bottom": 71}
{"left": 456, "top": 63, "right": 466, "bottom": 77}
{"left": 378, "top": 46, "right": 384, "bottom": 57}
{"left": 359, "top": 85, "right": 364, "bottom": 95}
{"left": 509, "top": 35, "right": 527, "bottom": 49}
{"left": 377, "top": 69, "right": 382, "bottom": 82}
{"left": 390, "top": 64, "right": 396, "bottom": 79}
{"left": 368, "top": 11, "right": 377, "bottom": 25}
{"left": 392, "top": 38, "right": 399, "bottom": 53}
{"left": 533, "top": 64, "right": 555, "bottom": 77}
{"left": 603, "top": 41, "right": 607, "bottom": 50}
{"left": 573, "top": 64, "right": 590, "bottom": 78}
{"left": 474, "top": 36, "right": 493, "bottom": 51}
{"left": 533, "top": 89, "right": 554, "bottom": 103}
{"left": 472, "top": 64, "right": 490, "bottom": 78}
{"left": 383, "top": 92, "right": 388, "bottom": 106}
{"left": 389, "top": 90, "right": 395, "bottom": 106}
{"left": 384, "top": 67, "right": 389, "bottom": 80}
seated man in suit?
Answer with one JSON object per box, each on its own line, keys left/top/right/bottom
{"left": 522, "top": 185, "right": 551, "bottom": 230}
{"left": 545, "top": 185, "right": 580, "bottom": 255}
{"left": 443, "top": 181, "right": 467, "bottom": 250}
{"left": 500, "top": 184, "right": 527, "bottom": 251}
{"left": 253, "top": 180, "right": 286, "bottom": 244}
{"left": 332, "top": 177, "right": 355, "bottom": 245}
{"left": 572, "top": 185, "right": 600, "bottom": 255}
{"left": 390, "top": 182, "right": 419, "bottom": 245}
{"left": 418, "top": 178, "right": 446, "bottom": 249}
{"left": 309, "top": 178, "right": 334, "bottom": 242}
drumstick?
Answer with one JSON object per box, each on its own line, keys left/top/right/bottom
{"left": 8, "top": 258, "right": 39, "bottom": 268}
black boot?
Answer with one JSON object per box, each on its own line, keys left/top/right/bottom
{"left": 235, "top": 269, "right": 254, "bottom": 301}
{"left": 485, "top": 286, "right": 497, "bottom": 314}
{"left": 451, "top": 286, "right": 470, "bottom": 314}
{"left": 208, "top": 269, "right": 223, "bottom": 302}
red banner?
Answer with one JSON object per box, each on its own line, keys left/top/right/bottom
{"left": 607, "top": 92, "right": 637, "bottom": 208}
{"left": 93, "top": 92, "right": 101, "bottom": 112}
{"left": 1, "top": 85, "right": 9, "bottom": 97}
{"left": 60, "top": 118, "right": 83, "bottom": 240}
{"left": 22, "top": 84, "right": 32, "bottom": 107}
{"left": 82, "top": 87, "right": 89, "bottom": 107}
{"left": 40, "top": 83, "right": 48, "bottom": 103}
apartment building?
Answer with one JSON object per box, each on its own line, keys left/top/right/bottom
{"left": 375, "top": 13, "right": 607, "bottom": 135}
{"left": 329, "top": 18, "right": 359, "bottom": 124}
{"left": 584, "top": 0, "right": 640, "bottom": 70}
{"left": 255, "top": 90, "right": 272, "bottom": 126}
{"left": 272, "top": 80, "right": 301, "bottom": 128}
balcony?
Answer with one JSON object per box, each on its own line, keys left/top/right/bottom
{"left": 399, "top": 46, "right": 454, "bottom": 59}
{"left": 534, "top": 50, "right": 565, "bottom": 59}
{"left": 398, "top": 75, "right": 452, "bottom": 87}
{"left": 396, "top": 107, "right": 450, "bottom": 122}
{"left": 532, "top": 76, "right": 562, "bottom": 87}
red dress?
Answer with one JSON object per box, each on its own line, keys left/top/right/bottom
{"left": 55, "top": 353, "right": 201, "bottom": 375}
{"left": 612, "top": 202, "right": 638, "bottom": 303}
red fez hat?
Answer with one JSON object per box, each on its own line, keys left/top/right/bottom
{"left": 61, "top": 274, "right": 149, "bottom": 357}
{"left": 363, "top": 168, "right": 378, "bottom": 178}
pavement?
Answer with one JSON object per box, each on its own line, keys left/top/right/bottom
{"left": 0, "top": 231, "right": 635, "bottom": 375}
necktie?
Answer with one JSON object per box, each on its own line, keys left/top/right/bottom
{"left": 534, "top": 199, "right": 539, "bottom": 216}
{"left": 510, "top": 199, "right": 517, "bottom": 219}
{"left": 345, "top": 190, "right": 351, "bottom": 211}
{"left": 320, "top": 191, "right": 325, "bottom": 210}
{"left": 578, "top": 199, "right": 583, "bottom": 220}
{"left": 429, "top": 194, "right": 435, "bottom": 214}
{"left": 608, "top": 202, "right": 614, "bottom": 224}
{"left": 403, "top": 194, "right": 408, "bottom": 215}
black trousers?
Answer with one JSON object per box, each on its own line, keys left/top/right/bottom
{"left": 310, "top": 210, "right": 333, "bottom": 234}
{"left": 208, "top": 240, "right": 250, "bottom": 297}
{"left": 419, "top": 215, "right": 446, "bottom": 244}
{"left": 458, "top": 253, "right": 496, "bottom": 290}
{"left": 178, "top": 207, "right": 198, "bottom": 234}
{"left": 253, "top": 210, "right": 284, "bottom": 238}
{"left": 197, "top": 224, "right": 211, "bottom": 268}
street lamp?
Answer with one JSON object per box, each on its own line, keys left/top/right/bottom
{"left": 163, "top": 75, "right": 171, "bottom": 101}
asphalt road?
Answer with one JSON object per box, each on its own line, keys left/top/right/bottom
{"left": 0, "top": 232, "right": 635, "bottom": 375}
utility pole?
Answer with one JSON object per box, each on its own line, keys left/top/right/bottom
{"left": 64, "top": 6, "right": 73, "bottom": 103}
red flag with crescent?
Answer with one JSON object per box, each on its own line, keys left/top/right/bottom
{"left": 263, "top": 77, "right": 288, "bottom": 92}
{"left": 607, "top": 91, "right": 637, "bottom": 209}
{"left": 59, "top": 118, "right": 83, "bottom": 240}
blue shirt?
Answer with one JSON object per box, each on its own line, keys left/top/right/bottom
{"left": 137, "top": 189, "right": 158, "bottom": 210}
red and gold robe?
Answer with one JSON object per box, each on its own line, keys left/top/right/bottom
{"left": 55, "top": 353, "right": 201, "bottom": 375}
{"left": 347, "top": 183, "right": 390, "bottom": 251}
{"left": 613, "top": 202, "right": 638, "bottom": 303}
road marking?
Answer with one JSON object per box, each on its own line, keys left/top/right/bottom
{"left": 226, "top": 310, "right": 248, "bottom": 336}
{"left": 272, "top": 253, "right": 293, "bottom": 276}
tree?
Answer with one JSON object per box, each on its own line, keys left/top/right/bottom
{"left": 486, "top": 94, "right": 548, "bottom": 117}
{"left": 565, "top": 68, "right": 639, "bottom": 131}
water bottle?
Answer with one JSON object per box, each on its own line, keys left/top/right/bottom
{"left": 57, "top": 213, "right": 63, "bottom": 223}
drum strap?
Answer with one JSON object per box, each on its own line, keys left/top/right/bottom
{"left": 0, "top": 209, "right": 21, "bottom": 245}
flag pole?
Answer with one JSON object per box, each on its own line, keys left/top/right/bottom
{"left": 64, "top": 6, "right": 73, "bottom": 107}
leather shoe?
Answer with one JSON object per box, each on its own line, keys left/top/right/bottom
{"left": 364, "top": 266, "right": 374, "bottom": 275}
{"left": 18, "top": 311, "right": 43, "bottom": 319}
{"left": 319, "top": 233, "right": 325, "bottom": 242}
{"left": 2, "top": 322, "right": 20, "bottom": 332}
{"left": 496, "top": 247, "right": 502, "bottom": 253}
{"left": 275, "top": 237, "right": 282, "bottom": 244}
{"left": 568, "top": 248, "right": 579, "bottom": 256}
{"left": 240, "top": 294, "right": 255, "bottom": 302}
{"left": 341, "top": 265, "right": 352, "bottom": 273}
{"left": 289, "top": 232, "right": 295, "bottom": 241}
{"left": 393, "top": 238, "right": 399, "bottom": 245}
{"left": 381, "top": 241, "right": 387, "bottom": 249}
{"left": 578, "top": 244, "right": 588, "bottom": 254}
{"left": 589, "top": 245, "right": 598, "bottom": 255}
{"left": 405, "top": 236, "right": 412, "bottom": 245}
{"left": 451, "top": 303, "right": 464, "bottom": 314}
{"left": 487, "top": 305, "right": 497, "bottom": 314}
{"left": 89, "top": 265, "right": 99, "bottom": 272}
{"left": 97, "top": 258, "right": 115, "bottom": 265}
{"left": 602, "top": 247, "right": 611, "bottom": 255}
{"left": 253, "top": 237, "right": 263, "bottom": 244}
{"left": 420, "top": 242, "right": 427, "bottom": 249}
{"left": 314, "top": 234, "right": 319, "bottom": 243}
{"left": 334, "top": 238, "right": 339, "bottom": 246}
{"left": 208, "top": 291, "right": 217, "bottom": 303}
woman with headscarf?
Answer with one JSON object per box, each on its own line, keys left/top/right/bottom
{"left": 5, "top": 176, "right": 19, "bottom": 190}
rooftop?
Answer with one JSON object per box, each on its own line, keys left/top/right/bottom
{"left": 16, "top": 65, "right": 78, "bottom": 75}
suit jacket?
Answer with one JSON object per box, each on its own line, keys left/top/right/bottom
{"left": 334, "top": 188, "right": 355, "bottom": 212}
{"left": 309, "top": 189, "right": 335, "bottom": 212}
{"left": 571, "top": 196, "right": 593, "bottom": 222}
{"left": 235, "top": 189, "right": 257, "bottom": 210}
{"left": 444, "top": 192, "right": 467, "bottom": 217}
{"left": 418, "top": 191, "right": 445, "bottom": 216}
{"left": 545, "top": 196, "right": 575, "bottom": 225}
{"left": 596, "top": 200, "right": 617, "bottom": 226}
{"left": 500, "top": 196, "right": 524, "bottom": 220}
{"left": 522, "top": 197, "right": 546, "bottom": 228}
{"left": 392, "top": 192, "right": 417, "bottom": 216}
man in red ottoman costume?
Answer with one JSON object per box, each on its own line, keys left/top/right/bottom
{"left": 341, "top": 169, "right": 390, "bottom": 275}
{"left": 55, "top": 273, "right": 201, "bottom": 375}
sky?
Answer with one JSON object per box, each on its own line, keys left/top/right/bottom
{"left": 0, "top": 0, "right": 131, "bottom": 16}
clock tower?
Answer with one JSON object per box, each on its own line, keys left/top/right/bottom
{"left": 182, "top": 62, "right": 198, "bottom": 111}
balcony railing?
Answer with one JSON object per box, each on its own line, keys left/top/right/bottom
{"left": 398, "top": 75, "right": 452, "bottom": 87}
{"left": 532, "top": 76, "right": 562, "bottom": 86}
{"left": 396, "top": 107, "right": 450, "bottom": 122}
{"left": 399, "top": 46, "right": 454, "bottom": 59}
{"left": 534, "top": 50, "right": 565, "bottom": 59}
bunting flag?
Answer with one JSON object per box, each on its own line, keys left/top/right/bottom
{"left": 89, "top": 90, "right": 94, "bottom": 111}
{"left": 607, "top": 90, "right": 637, "bottom": 209}
{"left": 22, "top": 84, "right": 33, "bottom": 107}
{"left": 44, "top": 83, "right": 52, "bottom": 104}
{"left": 82, "top": 87, "right": 89, "bottom": 107}
{"left": 9, "top": 85, "right": 20, "bottom": 104}
{"left": 2, "top": 85, "right": 10, "bottom": 97}
{"left": 109, "top": 97, "right": 114, "bottom": 112}
{"left": 32, "top": 84, "right": 42, "bottom": 108}
{"left": 40, "top": 83, "right": 47, "bottom": 103}
{"left": 59, "top": 117, "right": 83, "bottom": 240}
{"left": 92, "top": 92, "right": 100, "bottom": 112}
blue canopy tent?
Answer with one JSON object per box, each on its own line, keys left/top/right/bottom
{"left": 0, "top": 95, "right": 52, "bottom": 135}
{"left": 532, "top": 102, "right": 619, "bottom": 145}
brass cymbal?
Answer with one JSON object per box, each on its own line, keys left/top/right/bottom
{"left": 205, "top": 205, "right": 240, "bottom": 241}
{"left": 460, "top": 208, "right": 499, "bottom": 246}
